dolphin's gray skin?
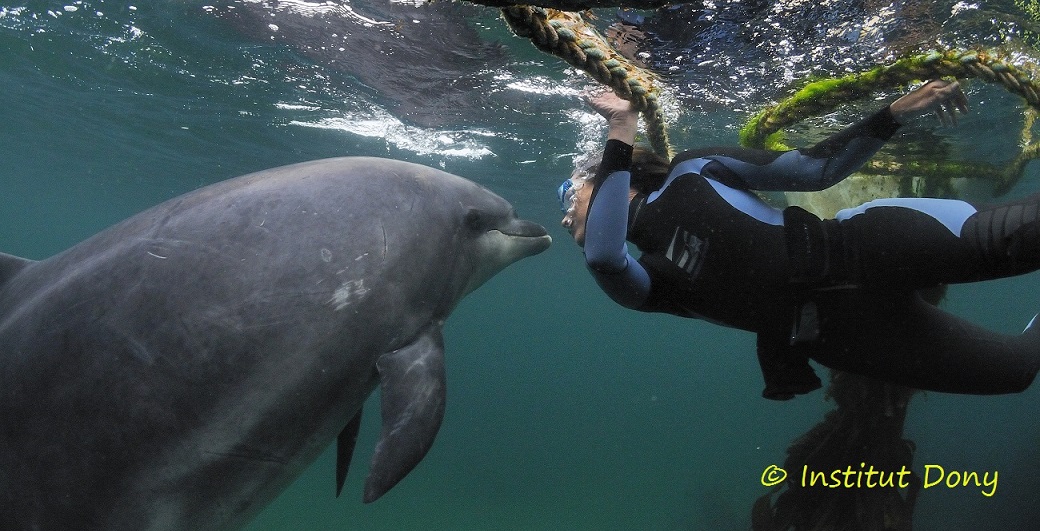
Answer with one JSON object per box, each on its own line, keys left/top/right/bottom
{"left": 0, "top": 157, "right": 550, "bottom": 530}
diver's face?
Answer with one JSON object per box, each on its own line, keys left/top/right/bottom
{"left": 560, "top": 178, "right": 594, "bottom": 247}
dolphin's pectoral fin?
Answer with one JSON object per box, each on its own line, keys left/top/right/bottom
{"left": 362, "top": 328, "right": 446, "bottom": 503}
{"left": 335, "top": 410, "right": 363, "bottom": 498}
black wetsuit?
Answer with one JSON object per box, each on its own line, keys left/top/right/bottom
{"left": 584, "top": 106, "right": 1040, "bottom": 399}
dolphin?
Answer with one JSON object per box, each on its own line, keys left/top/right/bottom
{"left": 0, "top": 157, "right": 551, "bottom": 530}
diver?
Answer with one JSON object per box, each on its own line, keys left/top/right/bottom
{"left": 560, "top": 80, "right": 1040, "bottom": 400}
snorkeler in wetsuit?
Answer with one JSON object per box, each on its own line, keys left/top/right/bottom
{"left": 560, "top": 80, "right": 1040, "bottom": 400}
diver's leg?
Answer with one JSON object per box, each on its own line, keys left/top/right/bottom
{"left": 789, "top": 192, "right": 1040, "bottom": 289}
{"left": 960, "top": 193, "right": 1040, "bottom": 280}
{"left": 833, "top": 197, "right": 976, "bottom": 288}
{"left": 784, "top": 200, "right": 971, "bottom": 288}
{"left": 805, "top": 289, "right": 1040, "bottom": 394}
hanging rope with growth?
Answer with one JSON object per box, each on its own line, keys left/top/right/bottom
{"left": 740, "top": 48, "right": 1040, "bottom": 196}
{"left": 742, "top": 49, "right": 1040, "bottom": 147}
{"left": 500, "top": 6, "right": 674, "bottom": 158}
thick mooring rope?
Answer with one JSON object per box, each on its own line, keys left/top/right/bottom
{"left": 501, "top": 6, "right": 674, "bottom": 158}
{"left": 739, "top": 49, "right": 1040, "bottom": 195}
{"left": 741, "top": 49, "right": 1040, "bottom": 149}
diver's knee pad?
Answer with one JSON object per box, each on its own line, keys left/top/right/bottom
{"left": 783, "top": 206, "right": 848, "bottom": 285}
{"left": 961, "top": 192, "right": 1040, "bottom": 280}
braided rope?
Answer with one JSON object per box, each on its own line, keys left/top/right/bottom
{"left": 999, "top": 107, "right": 1040, "bottom": 195}
{"left": 501, "top": 6, "right": 673, "bottom": 158}
{"left": 741, "top": 49, "right": 1040, "bottom": 149}
{"left": 739, "top": 49, "right": 1040, "bottom": 196}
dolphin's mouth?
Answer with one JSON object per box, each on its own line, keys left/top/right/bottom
{"left": 499, "top": 218, "right": 549, "bottom": 238}
{"left": 494, "top": 219, "right": 552, "bottom": 255}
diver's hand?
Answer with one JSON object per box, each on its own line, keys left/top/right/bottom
{"left": 889, "top": 79, "right": 969, "bottom": 126}
{"left": 585, "top": 90, "right": 639, "bottom": 144}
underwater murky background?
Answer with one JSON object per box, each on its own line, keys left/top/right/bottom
{"left": 3, "top": 0, "right": 1040, "bottom": 529}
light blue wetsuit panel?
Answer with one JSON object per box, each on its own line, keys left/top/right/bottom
{"left": 584, "top": 169, "right": 652, "bottom": 309}
{"left": 647, "top": 158, "right": 710, "bottom": 203}
{"left": 652, "top": 158, "right": 783, "bottom": 225}
{"left": 703, "top": 178, "right": 784, "bottom": 226}
{"left": 585, "top": 170, "right": 634, "bottom": 272}
{"left": 835, "top": 197, "right": 978, "bottom": 236}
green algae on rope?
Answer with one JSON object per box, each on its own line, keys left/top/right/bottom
{"left": 740, "top": 49, "right": 1040, "bottom": 150}
{"left": 739, "top": 48, "right": 1040, "bottom": 196}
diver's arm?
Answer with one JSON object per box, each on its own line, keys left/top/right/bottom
{"left": 685, "top": 80, "right": 967, "bottom": 192}
{"left": 584, "top": 141, "right": 652, "bottom": 309}
{"left": 582, "top": 93, "right": 652, "bottom": 309}
{"left": 679, "top": 107, "right": 902, "bottom": 192}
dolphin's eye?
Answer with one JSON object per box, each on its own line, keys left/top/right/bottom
{"left": 464, "top": 208, "right": 488, "bottom": 231}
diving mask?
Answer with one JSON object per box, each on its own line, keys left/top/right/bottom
{"left": 558, "top": 178, "right": 576, "bottom": 213}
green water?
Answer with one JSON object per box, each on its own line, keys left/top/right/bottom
{"left": 3, "top": 1, "right": 1040, "bottom": 529}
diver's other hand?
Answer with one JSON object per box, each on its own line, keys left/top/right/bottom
{"left": 890, "top": 79, "right": 969, "bottom": 126}
{"left": 585, "top": 90, "right": 639, "bottom": 144}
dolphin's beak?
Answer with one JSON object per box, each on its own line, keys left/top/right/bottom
{"left": 496, "top": 219, "right": 552, "bottom": 256}
{"left": 500, "top": 218, "right": 549, "bottom": 237}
